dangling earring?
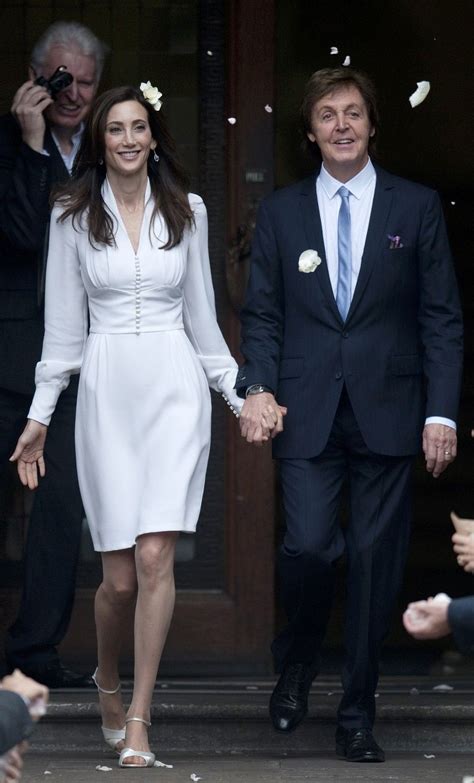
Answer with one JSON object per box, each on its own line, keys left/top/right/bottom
{"left": 153, "top": 150, "right": 160, "bottom": 163}
{"left": 98, "top": 158, "right": 103, "bottom": 165}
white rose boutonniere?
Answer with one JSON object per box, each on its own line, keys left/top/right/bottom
{"left": 140, "top": 81, "right": 163, "bottom": 111}
{"left": 298, "top": 249, "right": 322, "bottom": 273}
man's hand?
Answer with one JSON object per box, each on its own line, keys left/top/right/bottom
{"left": 1, "top": 670, "right": 49, "bottom": 719}
{"left": 403, "top": 597, "right": 451, "bottom": 640}
{"left": 239, "top": 392, "right": 287, "bottom": 445}
{"left": 10, "top": 420, "right": 48, "bottom": 490}
{"left": 422, "top": 423, "right": 457, "bottom": 478}
{"left": 10, "top": 80, "right": 53, "bottom": 152}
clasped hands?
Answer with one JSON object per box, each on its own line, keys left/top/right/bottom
{"left": 239, "top": 392, "right": 287, "bottom": 445}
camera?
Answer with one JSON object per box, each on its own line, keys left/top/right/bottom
{"left": 34, "top": 65, "right": 73, "bottom": 99}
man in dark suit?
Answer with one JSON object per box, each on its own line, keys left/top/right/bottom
{"left": 236, "top": 67, "right": 463, "bottom": 762}
{"left": 0, "top": 21, "right": 107, "bottom": 687}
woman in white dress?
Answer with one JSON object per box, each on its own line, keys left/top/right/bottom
{"left": 10, "top": 84, "right": 249, "bottom": 767}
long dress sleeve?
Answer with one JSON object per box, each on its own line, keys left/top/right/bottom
{"left": 27, "top": 205, "right": 88, "bottom": 425}
{"left": 183, "top": 196, "right": 242, "bottom": 416}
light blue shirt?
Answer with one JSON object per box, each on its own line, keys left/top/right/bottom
{"left": 316, "top": 159, "right": 455, "bottom": 431}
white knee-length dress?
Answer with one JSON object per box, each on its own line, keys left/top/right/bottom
{"left": 28, "top": 179, "right": 242, "bottom": 551}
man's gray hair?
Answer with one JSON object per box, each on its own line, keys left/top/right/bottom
{"left": 30, "top": 21, "right": 109, "bottom": 81}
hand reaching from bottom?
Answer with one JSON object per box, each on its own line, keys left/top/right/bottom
{"left": 9, "top": 420, "right": 48, "bottom": 490}
{"left": 0, "top": 746, "right": 24, "bottom": 783}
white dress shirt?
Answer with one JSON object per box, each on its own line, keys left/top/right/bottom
{"left": 316, "top": 159, "right": 455, "bottom": 431}
{"left": 41, "top": 123, "right": 84, "bottom": 174}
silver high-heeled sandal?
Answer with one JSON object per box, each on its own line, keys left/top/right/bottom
{"left": 92, "top": 667, "right": 126, "bottom": 754}
{"left": 118, "top": 717, "right": 155, "bottom": 768}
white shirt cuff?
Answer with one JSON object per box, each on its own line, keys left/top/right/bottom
{"left": 425, "top": 416, "right": 456, "bottom": 431}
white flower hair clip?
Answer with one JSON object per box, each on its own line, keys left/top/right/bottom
{"left": 140, "top": 81, "right": 163, "bottom": 111}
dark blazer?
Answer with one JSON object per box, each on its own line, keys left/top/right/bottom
{"left": 448, "top": 596, "right": 474, "bottom": 657}
{"left": 0, "top": 691, "right": 33, "bottom": 754}
{"left": 0, "top": 112, "right": 69, "bottom": 395}
{"left": 236, "top": 166, "right": 463, "bottom": 458}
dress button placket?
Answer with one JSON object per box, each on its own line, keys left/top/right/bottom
{"left": 134, "top": 255, "right": 141, "bottom": 335}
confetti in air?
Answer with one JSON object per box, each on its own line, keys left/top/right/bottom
{"left": 408, "top": 81, "right": 430, "bottom": 107}
{"left": 227, "top": 117, "right": 237, "bottom": 124}
{"left": 330, "top": 46, "right": 338, "bottom": 54}
{"left": 342, "top": 55, "right": 351, "bottom": 66}
{"left": 207, "top": 50, "right": 213, "bottom": 56}
{"left": 450, "top": 201, "right": 456, "bottom": 205}
{"left": 264, "top": 104, "right": 273, "bottom": 113}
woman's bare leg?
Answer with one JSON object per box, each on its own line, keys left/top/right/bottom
{"left": 122, "top": 532, "right": 178, "bottom": 765}
{"left": 94, "top": 548, "right": 137, "bottom": 743}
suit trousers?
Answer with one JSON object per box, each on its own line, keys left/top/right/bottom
{"left": 272, "top": 387, "right": 413, "bottom": 729}
{"left": 0, "top": 376, "right": 84, "bottom": 668}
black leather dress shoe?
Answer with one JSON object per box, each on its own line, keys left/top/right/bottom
{"left": 269, "top": 662, "right": 316, "bottom": 732}
{"left": 336, "top": 727, "right": 385, "bottom": 762}
{"left": 17, "top": 662, "right": 94, "bottom": 689}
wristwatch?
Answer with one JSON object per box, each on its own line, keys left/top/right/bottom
{"left": 245, "top": 384, "right": 273, "bottom": 397}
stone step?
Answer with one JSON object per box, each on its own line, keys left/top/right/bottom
{"left": 29, "top": 677, "right": 474, "bottom": 754}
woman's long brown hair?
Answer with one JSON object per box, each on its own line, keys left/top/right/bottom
{"left": 53, "top": 86, "right": 194, "bottom": 249}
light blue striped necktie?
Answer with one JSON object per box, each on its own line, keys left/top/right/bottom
{"left": 336, "top": 186, "right": 352, "bottom": 321}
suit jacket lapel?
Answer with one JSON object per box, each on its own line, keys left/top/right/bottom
{"left": 347, "top": 168, "right": 394, "bottom": 320}
{"left": 299, "top": 175, "right": 342, "bottom": 323}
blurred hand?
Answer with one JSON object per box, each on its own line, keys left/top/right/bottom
{"left": 1, "top": 670, "right": 48, "bottom": 720}
{"left": 10, "top": 80, "right": 53, "bottom": 152}
{"left": 9, "top": 420, "right": 47, "bottom": 490}
{"left": 403, "top": 597, "right": 451, "bottom": 640}
{"left": 0, "top": 746, "right": 24, "bottom": 783}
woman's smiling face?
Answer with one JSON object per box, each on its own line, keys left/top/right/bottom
{"left": 103, "top": 100, "right": 156, "bottom": 177}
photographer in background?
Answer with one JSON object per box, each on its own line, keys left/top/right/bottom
{"left": 0, "top": 21, "right": 108, "bottom": 688}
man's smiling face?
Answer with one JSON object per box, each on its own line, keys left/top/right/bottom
{"left": 307, "top": 84, "right": 375, "bottom": 181}
{"left": 31, "top": 44, "right": 97, "bottom": 132}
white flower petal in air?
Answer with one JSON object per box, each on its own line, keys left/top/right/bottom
{"left": 408, "top": 81, "right": 430, "bottom": 108}
{"left": 342, "top": 55, "right": 351, "bottom": 66}
{"left": 264, "top": 104, "right": 273, "bottom": 113}
{"left": 298, "top": 249, "right": 322, "bottom": 273}
{"left": 330, "top": 46, "right": 338, "bottom": 54}
{"left": 227, "top": 117, "right": 237, "bottom": 124}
